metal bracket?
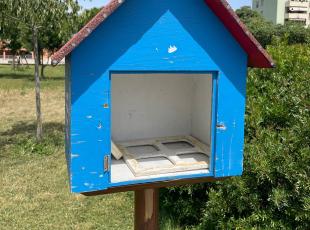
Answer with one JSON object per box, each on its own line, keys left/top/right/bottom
{"left": 104, "top": 155, "right": 110, "bottom": 172}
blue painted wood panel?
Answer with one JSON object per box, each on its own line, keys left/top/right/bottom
{"left": 68, "top": 0, "right": 247, "bottom": 193}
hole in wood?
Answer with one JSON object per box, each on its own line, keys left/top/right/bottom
{"left": 137, "top": 157, "right": 174, "bottom": 169}
{"left": 177, "top": 152, "right": 208, "bottom": 164}
{"left": 162, "top": 141, "right": 194, "bottom": 150}
{"left": 127, "top": 145, "right": 159, "bottom": 155}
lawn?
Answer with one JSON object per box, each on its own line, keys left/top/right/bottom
{"left": 0, "top": 65, "right": 179, "bottom": 230}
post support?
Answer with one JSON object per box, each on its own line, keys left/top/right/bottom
{"left": 134, "top": 188, "right": 159, "bottom": 230}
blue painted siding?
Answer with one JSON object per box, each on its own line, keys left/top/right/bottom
{"left": 69, "top": 0, "right": 247, "bottom": 193}
{"left": 65, "top": 55, "right": 72, "bottom": 183}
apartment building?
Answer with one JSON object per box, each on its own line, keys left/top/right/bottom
{"left": 252, "top": 0, "right": 310, "bottom": 27}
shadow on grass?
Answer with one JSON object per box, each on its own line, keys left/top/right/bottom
{"left": 0, "top": 66, "right": 64, "bottom": 81}
{"left": 1, "top": 121, "right": 64, "bottom": 136}
{"left": 0, "top": 72, "right": 64, "bottom": 81}
{"left": 0, "top": 121, "right": 65, "bottom": 158}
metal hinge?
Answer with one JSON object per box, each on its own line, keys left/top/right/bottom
{"left": 104, "top": 155, "right": 110, "bottom": 172}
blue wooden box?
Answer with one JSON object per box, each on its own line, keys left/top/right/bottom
{"left": 52, "top": 0, "right": 274, "bottom": 193}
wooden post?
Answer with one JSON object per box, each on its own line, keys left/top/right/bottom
{"left": 135, "top": 188, "right": 159, "bottom": 230}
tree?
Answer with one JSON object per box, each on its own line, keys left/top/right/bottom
{"left": 78, "top": 7, "right": 101, "bottom": 30}
{"left": 236, "top": 6, "right": 276, "bottom": 47}
{"left": 236, "top": 6, "right": 262, "bottom": 24}
{"left": 38, "top": 6, "right": 100, "bottom": 79}
{"left": 236, "top": 6, "right": 310, "bottom": 47}
{"left": 0, "top": 0, "right": 79, "bottom": 141}
{"left": 0, "top": 14, "right": 22, "bottom": 69}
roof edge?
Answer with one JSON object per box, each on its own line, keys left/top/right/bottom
{"left": 51, "top": 0, "right": 125, "bottom": 66}
{"left": 205, "top": 0, "right": 274, "bottom": 68}
{"left": 52, "top": 0, "right": 275, "bottom": 68}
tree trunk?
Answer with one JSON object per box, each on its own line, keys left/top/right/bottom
{"left": 12, "top": 54, "right": 16, "bottom": 70}
{"left": 40, "top": 50, "right": 45, "bottom": 79}
{"left": 40, "top": 63, "right": 45, "bottom": 79}
{"left": 32, "top": 27, "right": 43, "bottom": 141}
{"left": 40, "top": 54, "right": 49, "bottom": 79}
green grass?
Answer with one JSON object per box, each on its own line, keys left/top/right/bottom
{"left": 0, "top": 64, "right": 180, "bottom": 230}
{"left": 0, "top": 65, "right": 64, "bottom": 90}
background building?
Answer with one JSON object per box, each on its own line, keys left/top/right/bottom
{"left": 252, "top": 0, "right": 310, "bottom": 27}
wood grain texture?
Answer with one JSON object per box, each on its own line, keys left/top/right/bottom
{"left": 135, "top": 189, "right": 159, "bottom": 230}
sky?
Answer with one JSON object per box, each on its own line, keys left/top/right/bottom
{"left": 78, "top": 0, "right": 252, "bottom": 10}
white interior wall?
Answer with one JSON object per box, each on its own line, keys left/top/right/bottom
{"left": 191, "top": 76, "right": 213, "bottom": 145}
{"left": 111, "top": 73, "right": 213, "bottom": 145}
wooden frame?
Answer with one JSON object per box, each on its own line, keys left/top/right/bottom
{"left": 83, "top": 176, "right": 227, "bottom": 196}
{"left": 118, "top": 135, "right": 210, "bottom": 177}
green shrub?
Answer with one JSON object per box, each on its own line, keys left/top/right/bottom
{"left": 236, "top": 7, "right": 310, "bottom": 47}
{"left": 161, "top": 41, "right": 310, "bottom": 229}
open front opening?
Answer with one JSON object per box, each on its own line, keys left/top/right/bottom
{"left": 111, "top": 73, "right": 214, "bottom": 183}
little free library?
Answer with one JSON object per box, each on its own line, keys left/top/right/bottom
{"left": 51, "top": 0, "right": 274, "bottom": 195}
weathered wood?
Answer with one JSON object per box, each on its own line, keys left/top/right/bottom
{"left": 111, "top": 141, "right": 123, "bottom": 160}
{"left": 135, "top": 188, "right": 159, "bottom": 230}
{"left": 83, "top": 177, "right": 226, "bottom": 196}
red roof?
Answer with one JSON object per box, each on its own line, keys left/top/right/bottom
{"left": 51, "top": 0, "right": 274, "bottom": 68}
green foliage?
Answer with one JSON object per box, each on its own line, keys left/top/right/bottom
{"left": 0, "top": 23, "right": 22, "bottom": 54}
{"left": 0, "top": 0, "right": 79, "bottom": 28}
{"left": 78, "top": 7, "right": 101, "bottom": 30}
{"left": 235, "top": 6, "right": 262, "bottom": 25}
{"left": 161, "top": 42, "right": 310, "bottom": 229}
{"left": 161, "top": 184, "right": 211, "bottom": 226}
{"left": 0, "top": 0, "right": 80, "bottom": 60}
{"left": 236, "top": 7, "right": 310, "bottom": 47}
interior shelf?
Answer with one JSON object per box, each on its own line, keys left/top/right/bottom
{"left": 111, "top": 135, "right": 210, "bottom": 183}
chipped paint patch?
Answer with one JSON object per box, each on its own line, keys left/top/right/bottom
{"left": 216, "top": 123, "right": 227, "bottom": 131}
{"left": 71, "top": 154, "right": 80, "bottom": 159}
{"left": 97, "top": 121, "right": 103, "bottom": 129}
{"left": 72, "top": 141, "right": 87, "bottom": 145}
{"left": 168, "top": 45, "right": 177, "bottom": 53}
